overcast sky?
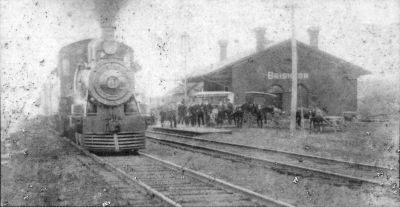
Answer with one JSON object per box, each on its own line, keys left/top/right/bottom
{"left": 1, "top": 0, "right": 399, "bottom": 117}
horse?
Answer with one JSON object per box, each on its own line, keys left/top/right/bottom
{"left": 239, "top": 103, "right": 267, "bottom": 128}
{"left": 240, "top": 103, "right": 256, "bottom": 127}
{"left": 231, "top": 106, "right": 244, "bottom": 128}
{"left": 295, "top": 107, "right": 329, "bottom": 133}
{"left": 309, "top": 107, "right": 330, "bottom": 133}
{"left": 296, "top": 107, "right": 313, "bottom": 128}
{"left": 259, "top": 105, "right": 275, "bottom": 126}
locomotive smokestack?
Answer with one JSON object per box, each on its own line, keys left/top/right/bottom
{"left": 254, "top": 27, "right": 266, "bottom": 52}
{"left": 307, "top": 26, "right": 320, "bottom": 49}
{"left": 101, "top": 25, "right": 116, "bottom": 40}
{"left": 218, "top": 40, "right": 228, "bottom": 61}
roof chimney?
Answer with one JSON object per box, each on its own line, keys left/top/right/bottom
{"left": 254, "top": 27, "right": 266, "bottom": 52}
{"left": 307, "top": 26, "right": 320, "bottom": 49}
{"left": 218, "top": 40, "right": 228, "bottom": 61}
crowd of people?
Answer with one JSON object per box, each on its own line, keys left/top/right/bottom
{"left": 158, "top": 100, "right": 236, "bottom": 128}
{"left": 153, "top": 99, "right": 329, "bottom": 131}
{"left": 156, "top": 99, "right": 289, "bottom": 128}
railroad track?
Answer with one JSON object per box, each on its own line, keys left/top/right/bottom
{"left": 146, "top": 130, "right": 394, "bottom": 187}
{"left": 62, "top": 137, "right": 293, "bottom": 207}
{"left": 61, "top": 137, "right": 170, "bottom": 206}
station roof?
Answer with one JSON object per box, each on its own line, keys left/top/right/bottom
{"left": 164, "top": 81, "right": 203, "bottom": 96}
{"left": 244, "top": 91, "right": 277, "bottom": 97}
{"left": 188, "top": 39, "right": 371, "bottom": 82}
{"left": 192, "top": 91, "right": 234, "bottom": 97}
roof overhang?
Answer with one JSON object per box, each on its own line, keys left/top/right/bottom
{"left": 245, "top": 91, "right": 277, "bottom": 97}
{"left": 192, "top": 91, "right": 234, "bottom": 97}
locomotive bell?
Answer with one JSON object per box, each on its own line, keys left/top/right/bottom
{"left": 89, "top": 60, "right": 133, "bottom": 106}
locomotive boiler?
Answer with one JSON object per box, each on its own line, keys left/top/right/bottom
{"left": 57, "top": 27, "right": 146, "bottom": 153}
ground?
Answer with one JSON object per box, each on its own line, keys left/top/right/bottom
{"left": 1, "top": 117, "right": 399, "bottom": 206}
{"left": 145, "top": 141, "right": 400, "bottom": 207}
{"left": 199, "top": 121, "right": 399, "bottom": 168}
{"left": 1, "top": 117, "right": 144, "bottom": 206}
{"left": 148, "top": 121, "right": 399, "bottom": 206}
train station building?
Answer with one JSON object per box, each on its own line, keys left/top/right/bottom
{"left": 187, "top": 27, "right": 370, "bottom": 115}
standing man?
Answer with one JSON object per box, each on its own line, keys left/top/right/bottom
{"left": 165, "top": 103, "right": 176, "bottom": 128}
{"left": 197, "top": 102, "right": 205, "bottom": 127}
{"left": 181, "top": 101, "right": 187, "bottom": 126}
{"left": 221, "top": 100, "right": 227, "bottom": 125}
{"left": 227, "top": 99, "right": 234, "bottom": 125}
{"left": 205, "top": 100, "right": 212, "bottom": 126}
{"left": 159, "top": 107, "right": 166, "bottom": 127}
{"left": 189, "top": 102, "right": 197, "bottom": 127}
{"left": 177, "top": 101, "right": 185, "bottom": 125}
{"left": 184, "top": 105, "right": 190, "bottom": 126}
{"left": 256, "top": 104, "right": 263, "bottom": 128}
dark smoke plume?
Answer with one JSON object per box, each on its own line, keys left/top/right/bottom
{"left": 93, "top": 0, "right": 130, "bottom": 28}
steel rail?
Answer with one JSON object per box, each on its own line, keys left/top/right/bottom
{"left": 61, "top": 136, "right": 181, "bottom": 207}
{"left": 62, "top": 136, "right": 294, "bottom": 206}
{"left": 140, "top": 152, "right": 295, "bottom": 207}
{"left": 147, "top": 130, "right": 390, "bottom": 172}
{"left": 146, "top": 132, "right": 385, "bottom": 186}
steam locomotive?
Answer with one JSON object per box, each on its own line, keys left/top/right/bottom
{"left": 57, "top": 28, "right": 146, "bottom": 152}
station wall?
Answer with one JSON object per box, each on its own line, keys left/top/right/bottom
{"left": 228, "top": 44, "right": 358, "bottom": 115}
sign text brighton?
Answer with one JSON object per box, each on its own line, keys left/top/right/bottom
{"left": 267, "top": 72, "right": 309, "bottom": 80}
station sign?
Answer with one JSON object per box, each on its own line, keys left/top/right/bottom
{"left": 267, "top": 72, "right": 309, "bottom": 80}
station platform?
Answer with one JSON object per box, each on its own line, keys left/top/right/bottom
{"left": 150, "top": 125, "right": 232, "bottom": 136}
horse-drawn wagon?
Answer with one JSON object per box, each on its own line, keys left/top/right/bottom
{"left": 192, "top": 91, "right": 234, "bottom": 105}
{"left": 240, "top": 91, "right": 282, "bottom": 128}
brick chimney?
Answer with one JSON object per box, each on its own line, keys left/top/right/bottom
{"left": 307, "top": 26, "right": 320, "bottom": 49}
{"left": 254, "top": 27, "right": 266, "bottom": 52}
{"left": 218, "top": 40, "right": 228, "bottom": 61}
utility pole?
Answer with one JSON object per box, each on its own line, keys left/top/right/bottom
{"left": 289, "top": 0, "right": 298, "bottom": 137}
{"left": 397, "top": 65, "right": 400, "bottom": 188}
{"left": 181, "top": 32, "right": 189, "bottom": 104}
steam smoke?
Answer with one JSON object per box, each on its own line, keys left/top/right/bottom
{"left": 93, "top": 0, "right": 130, "bottom": 28}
